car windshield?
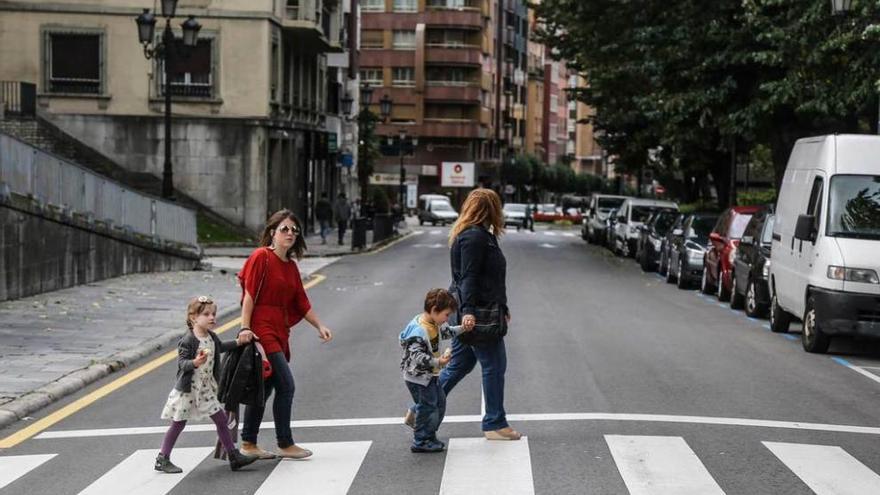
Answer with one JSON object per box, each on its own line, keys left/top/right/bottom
{"left": 654, "top": 212, "right": 678, "bottom": 234}
{"left": 598, "top": 198, "right": 625, "bottom": 210}
{"left": 827, "top": 174, "right": 880, "bottom": 240}
{"left": 761, "top": 215, "right": 775, "bottom": 245}
{"left": 689, "top": 216, "right": 718, "bottom": 241}
{"left": 504, "top": 204, "right": 526, "bottom": 213}
{"left": 431, "top": 202, "right": 453, "bottom": 211}
{"left": 631, "top": 206, "right": 655, "bottom": 223}
{"left": 728, "top": 213, "right": 753, "bottom": 239}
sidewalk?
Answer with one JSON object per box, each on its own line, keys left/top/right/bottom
{"left": 0, "top": 220, "right": 414, "bottom": 430}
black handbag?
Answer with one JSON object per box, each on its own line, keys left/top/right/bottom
{"left": 456, "top": 298, "right": 508, "bottom": 346}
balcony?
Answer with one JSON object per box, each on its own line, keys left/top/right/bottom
{"left": 421, "top": 119, "right": 484, "bottom": 138}
{"left": 424, "top": 83, "right": 481, "bottom": 103}
{"left": 283, "top": 1, "right": 343, "bottom": 53}
{"left": 423, "top": 8, "right": 482, "bottom": 29}
{"left": 425, "top": 45, "right": 481, "bottom": 66}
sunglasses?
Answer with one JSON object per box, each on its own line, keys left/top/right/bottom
{"left": 277, "top": 225, "right": 300, "bottom": 235}
{"left": 197, "top": 296, "right": 214, "bottom": 304}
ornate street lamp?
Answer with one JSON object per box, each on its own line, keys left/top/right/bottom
{"left": 134, "top": 0, "right": 201, "bottom": 199}
{"left": 379, "top": 94, "right": 393, "bottom": 122}
{"left": 831, "top": 0, "right": 854, "bottom": 15}
{"left": 360, "top": 82, "right": 374, "bottom": 107}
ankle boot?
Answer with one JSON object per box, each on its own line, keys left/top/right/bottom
{"left": 155, "top": 453, "right": 183, "bottom": 474}
{"left": 228, "top": 448, "right": 259, "bottom": 471}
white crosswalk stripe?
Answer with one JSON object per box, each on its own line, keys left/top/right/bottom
{"left": 439, "top": 436, "right": 534, "bottom": 495}
{"left": 0, "top": 454, "right": 56, "bottom": 490}
{"left": 764, "top": 441, "right": 880, "bottom": 495}
{"left": 77, "top": 447, "right": 213, "bottom": 495}
{"left": 544, "top": 231, "right": 558, "bottom": 236}
{"left": 605, "top": 435, "right": 725, "bottom": 495}
{"left": 255, "top": 442, "right": 371, "bottom": 495}
{"left": 9, "top": 437, "right": 880, "bottom": 494}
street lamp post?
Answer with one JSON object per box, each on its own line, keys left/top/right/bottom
{"left": 135, "top": 1, "right": 201, "bottom": 199}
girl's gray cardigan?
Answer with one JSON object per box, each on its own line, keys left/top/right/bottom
{"left": 174, "top": 330, "right": 239, "bottom": 393}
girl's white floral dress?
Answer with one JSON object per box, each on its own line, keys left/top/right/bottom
{"left": 161, "top": 334, "right": 222, "bottom": 421}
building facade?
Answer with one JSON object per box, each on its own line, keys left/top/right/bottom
{"left": 0, "top": 0, "right": 358, "bottom": 232}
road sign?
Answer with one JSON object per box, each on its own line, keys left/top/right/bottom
{"left": 441, "top": 162, "right": 475, "bottom": 188}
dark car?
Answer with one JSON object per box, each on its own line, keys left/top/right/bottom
{"left": 658, "top": 213, "right": 686, "bottom": 276}
{"left": 666, "top": 212, "right": 720, "bottom": 289}
{"left": 730, "top": 209, "right": 775, "bottom": 317}
{"left": 701, "top": 205, "right": 762, "bottom": 300}
{"left": 636, "top": 209, "right": 680, "bottom": 272}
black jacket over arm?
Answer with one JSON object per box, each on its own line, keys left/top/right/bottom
{"left": 450, "top": 226, "right": 507, "bottom": 318}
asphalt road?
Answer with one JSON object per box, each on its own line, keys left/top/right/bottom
{"left": 3, "top": 225, "right": 880, "bottom": 494}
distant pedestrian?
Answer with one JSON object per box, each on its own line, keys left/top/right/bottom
{"left": 237, "top": 209, "right": 334, "bottom": 460}
{"left": 443, "top": 188, "right": 522, "bottom": 440}
{"left": 333, "top": 192, "right": 352, "bottom": 246}
{"left": 315, "top": 192, "right": 333, "bottom": 245}
{"left": 399, "top": 289, "right": 474, "bottom": 453}
{"left": 155, "top": 296, "right": 259, "bottom": 473}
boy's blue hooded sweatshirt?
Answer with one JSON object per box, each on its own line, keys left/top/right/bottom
{"left": 399, "top": 314, "right": 462, "bottom": 386}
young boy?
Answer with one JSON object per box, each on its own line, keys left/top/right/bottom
{"left": 399, "top": 288, "right": 473, "bottom": 452}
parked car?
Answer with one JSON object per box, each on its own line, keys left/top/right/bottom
{"left": 636, "top": 209, "right": 680, "bottom": 272}
{"left": 701, "top": 205, "right": 761, "bottom": 300}
{"left": 730, "top": 209, "right": 775, "bottom": 317}
{"left": 769, "top": 134, "right": 880, "bottom": 353}
{"left": 666, "top": 212, "right": 720, "bottom": 289}
{"left": 582, "top": 194, "right": 627, "bottom": 244}
{"left": 532, "top": 204, "right": 558, "bottom": 222}
{"left": 612, "top": 198, "right": 679, "bottom": 257}
{"left": 503, "top": 203, "right": 529, "bottom": 230}
{"left": 658, "top": 213, "right": 687, "bottom": 276}
{"left": 418, "top": 200, "right": 458, "bottom": 226}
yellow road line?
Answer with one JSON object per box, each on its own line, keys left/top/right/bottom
{"left": 367, "top": 231, "right": 417, "bottom": 255}
{"left": 0, "top": 273, "right": 327, "bottom": 449}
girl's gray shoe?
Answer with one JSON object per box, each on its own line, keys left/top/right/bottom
{"left": 154, "top": 453, "right": 183, "bottom": 474}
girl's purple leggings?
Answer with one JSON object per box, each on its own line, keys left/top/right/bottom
{"left": 160, "top": 410, "right": 234, "bottom": 457}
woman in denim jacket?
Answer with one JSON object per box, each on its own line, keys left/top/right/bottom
{"left": 442, "top": 188, "right": 522, "bottom": 441}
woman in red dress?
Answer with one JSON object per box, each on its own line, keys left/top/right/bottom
{"left": 237, "top": 209, "right": 333, "bottom": 459}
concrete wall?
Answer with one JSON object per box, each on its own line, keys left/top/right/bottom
{"left": 50, "top": 114, "right": 268, "bottom": 230}
{"left": 0, "top": 195, "right": 200, "bottom": 302}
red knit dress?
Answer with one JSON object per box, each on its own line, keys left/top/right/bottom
{"left": 238, "top": 247, "right": 311, "bottom": 361}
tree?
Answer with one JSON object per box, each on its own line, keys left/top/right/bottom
{"left": 356, "top": 110, "right": 381, "bottom": 202}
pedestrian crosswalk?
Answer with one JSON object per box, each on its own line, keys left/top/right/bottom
{"left": 3, "top": 435, "right": 880, "bottom": 494}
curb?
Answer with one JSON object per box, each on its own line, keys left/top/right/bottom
{"left": 0, "top": 305, "right": 240, "bottom": 432}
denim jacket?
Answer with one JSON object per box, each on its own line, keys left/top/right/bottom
{"left": 399, "top": 315, "right": 462, "bottom": 386}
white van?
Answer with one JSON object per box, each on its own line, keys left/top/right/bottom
{"left": 769, "top": 134, "right": 880, "bottom": 353}
{"left": 612, "top": 198, "right": 678, "bottom": 257}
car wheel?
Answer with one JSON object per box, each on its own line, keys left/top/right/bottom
{"left": 658, "top": 250, "right": 668, "bottom": 276}
{"left": 700, "top": 267, "right": 715, "bottom": 295}
{"left": 802, "top": 294, "right": 831, "bottom": 353}
{"left": 640, "top": 247, "right": 652, "bottom": 272}
{"left": 716, "top": 270, "right": 731, "bottom": 302}
{"left": 769, "top": 292, "right": 792, "bottom": 333}
{"left": 745, "top": 280, "right": 767, "bottom": 318}
{"left": 730, "top": 272, "right": 745, "bottom": 309}
{"left": 419, "top": 219, "right": 424, "bottom": 226}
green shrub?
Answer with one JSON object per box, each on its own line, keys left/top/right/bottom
{"left": 738, "top": 188, "right": 777, "bottom": 206}
{"left": 371, "top": 186, "right": 390, "bottom": 214}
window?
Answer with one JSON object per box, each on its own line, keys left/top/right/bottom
{"left": 392, "top": 30, "right": 416, "bottom": 49}
{"left": 392, "top": 67, "right": 415, "bottom": 87}
{"left": 426, "top": 29, "right": 466, "bottom": 47}
{"left": 44, "top": 31, "right": 103, "bottom": 94}
{"left": 360, "top": 68, "right": 383, "bottom": 87}
{"left": 550, "top": 94, "right": 558, "bottom": 111}
{"left": 426, "top": 67, "right": 469, "bottom": 85}
{"left": 393, "top": 0, "right": 417, "bottom": 12}
{"left": 162, "top": 38, "right": 214, "bottom": 98}
{"left": 362, "top": 0, "right": 385, "bottom": 12}
{"left": 361, "top": 30, "right": 384, "bottom": 49}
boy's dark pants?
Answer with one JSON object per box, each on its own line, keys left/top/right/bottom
{"left": 405, "top": 377, "right": 446, "bottom": 445}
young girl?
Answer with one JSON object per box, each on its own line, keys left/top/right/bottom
{"left": 155, "top": 296, "right": 260, "bottom": 473}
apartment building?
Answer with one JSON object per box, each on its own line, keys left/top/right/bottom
{"left": 0, "top": 0, "right": 358, "bottom": 231}
{"left": 359, "top": 0, "right": 527, "bottom": 203}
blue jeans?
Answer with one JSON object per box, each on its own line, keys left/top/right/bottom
{"left": 242, "top": 352, "right": 295, "bottom": 448}
{"left": 319, "top": 220, "right": 331, "bottom": 241}
{"left": 406, "top": 377, "right": 446, "bottom": 445}
{"left": 439, "top": 337, "right": 509, "bottom": 431}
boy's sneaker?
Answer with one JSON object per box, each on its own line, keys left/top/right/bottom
{"left": 154, "top": 453, "right": 183, "bottom": 474}
{"left": 411, "top": 439, "right": 445, "bottom": 453}
{"left": 403, "top": 409, "right": 415, "bottom": 429}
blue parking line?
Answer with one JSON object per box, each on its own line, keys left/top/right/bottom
{"left": 763, "top": 324, "right": 771, "bottom": 331}
{"left": 782, "top": 334, "right": 798, "bottom": 341}
{"left": 832, "top": 357, "right": 853, "bottom": 367}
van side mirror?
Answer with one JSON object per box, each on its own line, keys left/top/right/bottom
{"left": 794, "top": 214, "right": 816, "bottom": 242}
{"left": 672, "top": 228, "right": 683, "bottom": 237}
{"left": 741, "top": 235, "right": 754, "bottom": 246}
